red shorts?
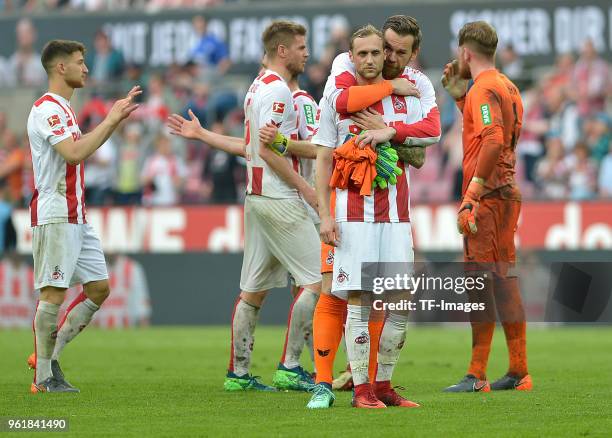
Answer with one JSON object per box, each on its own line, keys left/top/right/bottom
{"left": 464, "top": 197, "right": 520, "bottom": 276}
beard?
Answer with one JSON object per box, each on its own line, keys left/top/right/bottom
{"left": 66, "top": 75, "right": 85, "bottom": 89}
{"left": 287, "top": 59, "right": 305, "bottom": 77}
{"left": 382, "top": 61, "right": 402, "bottom": 80}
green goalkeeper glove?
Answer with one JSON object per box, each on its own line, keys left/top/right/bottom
{"left": 374, "top": 142, "right": 402, "bottom": 187}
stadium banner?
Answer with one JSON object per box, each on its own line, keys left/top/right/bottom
{"left": 11, "top": 200, "right": 612, "bottom": 254}
{"left": 0, "top": 0, "right": 611, "bottom": 73}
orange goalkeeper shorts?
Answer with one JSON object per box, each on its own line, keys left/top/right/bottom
{"left": 463, "top": 196, "right": 521, "bottom": 277}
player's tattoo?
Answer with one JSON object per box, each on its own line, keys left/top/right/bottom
{"left": 393, "top": 145, "right": 425, "bottom": 168}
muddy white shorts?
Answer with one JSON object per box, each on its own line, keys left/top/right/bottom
{"left": 32, "top": 223, "right": 108, "bottom": 289}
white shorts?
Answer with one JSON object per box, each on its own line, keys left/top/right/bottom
{"left": 32, "top": 223, "right": 108, "bottom": 290}
{"left": 332, "top": 221, "right": 414, "bottom": 299}
{"left": 240, "top": 196, "right": 321, "bottom": 292}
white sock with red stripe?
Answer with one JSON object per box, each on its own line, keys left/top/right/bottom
{"left": 345, "top": 304, "right": 370, "bottom": 386}
{"left": 229, "top": 299, "right": 260, "bottom": 377}
{"left": 34, "top": 301, "right": 60, "bottom": 384}
{"left": 51, "top": 294, "right": 99, "bottom": 361}
{"left": 376, "top": 311, "right": 409, "bottom": 382}
{"left": 281, "top": 288, "right": 318, "bottom": 369}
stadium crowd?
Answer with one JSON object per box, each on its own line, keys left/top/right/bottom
{"left": 0, "top": 18, "right": 610, "bottom": 209}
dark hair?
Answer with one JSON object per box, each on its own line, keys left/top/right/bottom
{"left": 262, "top": 21, "right": 307, "bottom": 59}
{"left": 382, "top": 15, "right": 422, "bottom": 52}
{"left": 350, "top": 24, "right": 383, "bottom": 51}
{"left": 458, "top": 21, "right": 498, "bottom": 58}
{"left": 41, "top": 39, "right": 86, "bottom": 74}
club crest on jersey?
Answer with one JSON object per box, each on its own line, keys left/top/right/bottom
{"left": 272, "top": 102, "right": 285, "bottom": 114}
{"left": 337, "top": 267, "right": 349, "bottom": 284}
{"left": 47, "top": 115, "right": 61, "bottom": 128}
{"left": 51, "top": 266, "right": 64, "bottom": 281}
{"left": 392, "top": 95, "right": 405, "bottom": 111}
{"left": 355, "top": 331, "right": 369, "bottom": 344}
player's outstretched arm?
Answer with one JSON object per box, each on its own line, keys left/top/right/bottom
{"left": 168, "top": 110, "right": 245, "bottom": 157}
{"left": 335, "top": 78, "right": 420, "bottom": 114}
{"left": 315, "top": 145, "right": 338, "bottom": 247}
{"left": 54, "top": 86, "right": 141, "bottom": 165}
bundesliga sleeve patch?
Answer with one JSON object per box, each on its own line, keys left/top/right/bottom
{"left": 272, "top": 102, "right": 285, "bottom": 114}
{"left": 480, "top": 103, "right": 492, "bottom": 126}
{"left": 47, "top": 114, "right": 61, "bottom": 128}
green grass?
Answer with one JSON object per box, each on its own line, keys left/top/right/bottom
{"left": 1, "top": 326, "right": 611, "bottom": 437}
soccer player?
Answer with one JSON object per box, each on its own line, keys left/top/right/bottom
{"left": 312, "top": 25, "right": 423, "bottom": 409}
{"left": 27, "top": 39, "right": 141, "bottom": 393}
{"left": 440, "top": 21, "right": 532, "bottom": 392}
{"left": 308, "top": 15, "right": 441, "bottom": 407}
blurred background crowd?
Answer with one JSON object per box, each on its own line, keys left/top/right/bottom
{"left": 0, "top": 14, "right": 611, "bottom": 213}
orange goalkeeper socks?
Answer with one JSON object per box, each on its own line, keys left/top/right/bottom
{"left": 368, "top": 310, "right": 384, "bottom": 383}
{"left": 467, "top": 322, "right": 495, "bottom": 380}
{"left": 495, "top": 277, "right": 528, "bottom": 378}
{"left": 313, "top": 294, "right": 347, "bottom": 385}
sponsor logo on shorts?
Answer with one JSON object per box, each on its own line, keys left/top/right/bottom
{"left": 326, "top": 249, "right": 334, "bottom": 266}
{"left": 337, "top": 268, "right": 349, "bottom": 284}
{"left": 355, "top": 331, "right": 369, "bottom": 344}
{"left": 51, "top": 266, "right": 64, "bottom": 281}
{"left": 317, "top": 349, "right": 330, "bottom": 357}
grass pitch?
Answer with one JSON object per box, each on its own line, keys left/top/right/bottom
{"left": 1, "top": 326, "right": 611, "bottom": 437}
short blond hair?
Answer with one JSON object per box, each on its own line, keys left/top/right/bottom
{"left": 458, "top": 21, "right": 498, "bottom": 58}
{"left": 262, "top": 21, "right": 306, "bottom": 59}
{"left": 350, "top": 24, "right": 383, "bottom": 51}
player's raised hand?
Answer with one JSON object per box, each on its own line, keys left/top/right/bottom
{"left": 107, "top": 85, "right": 142, "bottom": 125}
{"left": 441, "top": 60, "right": 468, "bottom": 100}
{"left": 319, "top": 214, "right": 340, "bottom": 247}
{"left": 391, "top": 78, "right": 421, "bottom": 98}
{"left": 167, "top": 109, "right": 203, "bottom": 141}
{"left": 351, "top": 108, "right": 386, "bottom": 131}
{"left": 356, "top": 126, "right": 396, "bottom": 149}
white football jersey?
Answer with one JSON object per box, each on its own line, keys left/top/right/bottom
{"left": 27, "top": 93, "right": 86, "bottom": 226}
{"left": 323, "top": 52, "right": 440, "bottom": 146}
{"left": 313, "top": 92, "right": 423, "bottom": 223}
{"left": 244, "top": 69, "right": 299, "bottom": 199}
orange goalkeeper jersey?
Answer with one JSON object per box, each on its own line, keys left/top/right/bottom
{"left": 459, "top": 69, "right": 523, "bottom": 199}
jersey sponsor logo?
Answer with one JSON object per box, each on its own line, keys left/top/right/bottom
{"left": 272, "top": 102, "right": 285, "bottom": 114}
{"left": 47, "top": 115, "right": 61, "bottom": 128}
{"left": 337, "top": 267, "right": 349, "bottom": 284}
{"left": 51, "top": 266, "right": 64, "bottom": 281}
{"left": 480, "top": 103, "right": 492, "bottom": 126}
{"left": 303, "top": 104, "right": 315, "bottom": 125}
{"left": 355, "top": 331, "right": 369, "bottom": 344}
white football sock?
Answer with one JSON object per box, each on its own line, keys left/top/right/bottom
{"left": 230, "top": 299, "right": 260, "bottom": 377}
{"left": 345, "top": 304, "right": 370, "bottom": 386}
{"left": 376, "top": 311, "right": 409, "bottom": 382}
{"left": 52, "top": 298, "right": 99, "bottom": 361}
{"left": 282, "top": 288, "right": 318, "bottom": 369}
{"left": 34, "top": 301, "right": 60, "bottom": 383}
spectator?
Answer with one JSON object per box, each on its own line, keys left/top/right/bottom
{"left": 141, "top": 133, "right": 186, "bottom": 206}
{"left": 201, "top": 121, "right": 242, "bottom": 204}
{"left": 190, "top": 15, "right": 231, "bottom": 77}
{"left": 542, "top": 53, "right": 574, "bottom": 100}
{"left": 536, "top": 136, "right": 569, "bottom": 199}
{"left": 572, "top": 39, "right": 609, "bottom": 117}
{"left": 583, "top": 112, "right": 611, "bottom": 162}
{"left": 182, "top": 83, "right": 209, "bottom": 128}
{"left": 499, "top": 44, "right": 529, "bottom": 89}
{"left": 114, "top": 123, "right": 144, "bottom": 205}
{"left": 0, "top": 130, "right": 27, "bottom": 205}
{"left": 86, "top": 29, "right": 125, "bottom": 85}
{"left": 545, "top": 86, "right": 580, "bottom": 152}
{"left": 598, "top": 140, "right": 612, "bottom": 197}
{"left": 78, "top": 92, "right": 109, "bottom": 133}
{"left": 567, "top": 142, "right": 598, "bottom": 200}
{"left": 137, "top": 74, "right": 170, "bottom": 132}
{"left": 5, "top": 18, "right": 46, "bottom": 87}
{"left": 518, "top": 88, "right": 548, "bottom": 183}
{"left": 85, "top": 139, "right": 116, "bottom": 205}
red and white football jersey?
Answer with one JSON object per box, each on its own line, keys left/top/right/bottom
{"left": 244, "top": 69, "right": 299, "bottom": 199}
{"left": 0, "top": 260, "right": 35, "bottom": 328}
{"left": 313, "top": 93, "right": 422, "bottom": 223}
{"left": 323, "top": 52, "right": 440, "bottom": 147}
{"left": 27, "top": 93, "right": 86, "bottom": 227}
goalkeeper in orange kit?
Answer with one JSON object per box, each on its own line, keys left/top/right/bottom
{"left": 441, "top": 21, "right": 531, "bottom": 392}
